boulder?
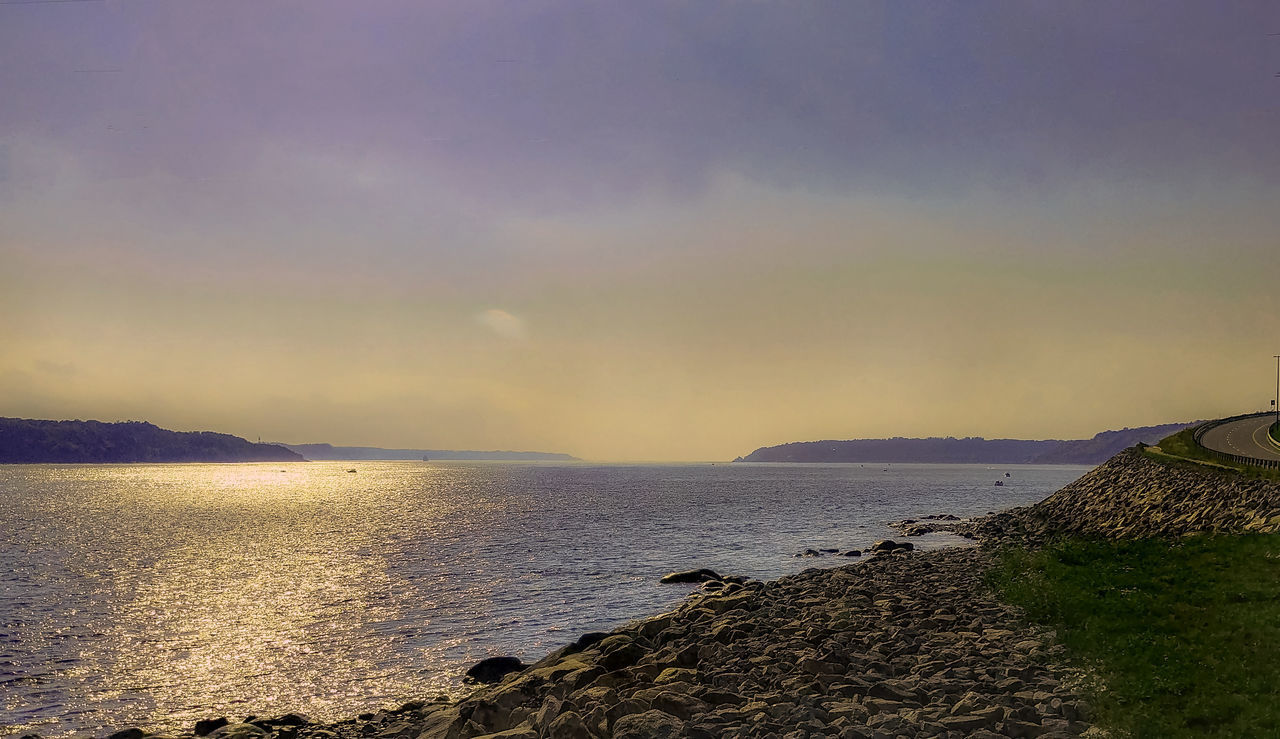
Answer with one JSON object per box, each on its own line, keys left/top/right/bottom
{"left": 209, "top": 724, "right": 266, "bottom": 739}
{"left": 612, "top": 710, "right": 685, "bottom": 739}
{"left": 573, "top": 631, "right": 610, "bottom": 650}
{"left": 649, "top": 691, "right": 708, "bottom": 720}
{"left": 472, "top": 725, "right": 537, "bottom": 739}
{"left": 194, "top": 718, "right": 229, "bottom": 737}
{"left": 545, "top": 711, "right": 592, "bottom": 739}
{"left": 654, "top": 667, "right": 698, "bottom": 684}
{"left": 600, "top": 640, "right": 647, "bottom": 672}
{"left": 465, "top": 656, "right": 526, "bottom": 684}
{"left": 659, "top": 569, "right": 721, "bottom": 584}
{"left": 870, "top": 540, "right": 913, "bottom": 553}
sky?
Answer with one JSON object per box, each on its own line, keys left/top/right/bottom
{"left": 2, "top": 1, "right": 1279, "bottom": 461}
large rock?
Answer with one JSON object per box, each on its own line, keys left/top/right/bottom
{"left": 545, "top": 711, "right": 591, "bottom": 739}
{"left": 208, "top": 724, "right": 266, "bottom": 739}
{"left": 869, "top": 540, "right": 912, "bottom": 553}
{"left": 194, "top": 718, "right": 229, "bottom": 737}
{"left": 612, "top": 710, "right": 685, "bottom": 739}
{"left": 472, "top": 726, "right": 536, "bottom": 739}
{"left": 659, "top": 568, "right": 721, "bottom": 584}
{"left": 465, "top": 656, "right": 526, "bottom": 684}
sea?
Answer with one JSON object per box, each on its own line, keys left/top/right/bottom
{"left": 0, "top": 461, "right": 1088, "bottom": 737}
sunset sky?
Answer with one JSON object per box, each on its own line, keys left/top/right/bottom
{"left": 3, "top": 2, "right": 1279, "bottom": 461}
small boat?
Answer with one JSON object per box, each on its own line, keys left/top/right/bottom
{"left": 1005, "top": 472, "right": 1011, "bottom": 477}
{"left": 347, "top": 469, "right": 357, "bottom": 473}
{"left": 994, "top": 480, "right": 1004, "bottom": 486}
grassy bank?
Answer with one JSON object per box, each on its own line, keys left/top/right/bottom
{"left": 987, "top": 535, "right": 1280, "bottom": 738}
{"left": 1142, "top": 427, "right": 1280, "bottom": 482}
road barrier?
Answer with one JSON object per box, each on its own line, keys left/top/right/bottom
{"left": 1191, "top": 412, "right": 1280, "bottom": 470}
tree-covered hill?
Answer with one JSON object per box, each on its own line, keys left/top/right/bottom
{"left": 735, "top": 422, "right": 1199, "bottom": 465}
{"left": 0, "top": 417, "right": 304, "bottom": 463}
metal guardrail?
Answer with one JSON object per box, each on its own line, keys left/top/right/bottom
{"left": 1191, "top": 412, "right": 1280, "bottom": 470}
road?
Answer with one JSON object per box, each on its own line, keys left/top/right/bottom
{"left": 1197, "top": 414, "right": 1280, "bottom": 462}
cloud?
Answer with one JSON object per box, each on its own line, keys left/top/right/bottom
{"left": 4, "top": 2, "right": 1274, "bottom": 213}
{"left": 476, "top": 308, "right": 527, "bottom": 340}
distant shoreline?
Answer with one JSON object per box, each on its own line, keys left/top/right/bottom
{"left": 736, "top": 420, "right": 1199, "bottom": 465}
{"left": 281, "top": 442, "right": 579, "bottom": 462}
{"left": 0, "top": 417, "right": 580, "bottom": 465}
{"left": 0, "top": 417, "right": 302, "bottom": 464}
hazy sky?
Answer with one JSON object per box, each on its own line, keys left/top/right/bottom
{"left": 3, "top": 2, "right": 1279, "bottom": 460}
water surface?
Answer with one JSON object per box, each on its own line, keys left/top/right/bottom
{"left": 0, "top": 461, "right": 1087, "bottom": 737}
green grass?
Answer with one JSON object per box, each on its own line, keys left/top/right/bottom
{"left": 987, "top": 535, "right": 1280, "bottom": 738}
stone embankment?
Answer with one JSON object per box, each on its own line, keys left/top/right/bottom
{"left": 890, "top": 448, "right": 1280, "bottom": 546}
{"left": 121, "top": 547, "right": 1091, "bottom": 739}
{"left": 980, "top": 448, "right": 1280, "bottom": 545}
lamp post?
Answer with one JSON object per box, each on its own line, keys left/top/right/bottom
{"left": 1274, "top": 355, "right": 1280, "bottom": 427}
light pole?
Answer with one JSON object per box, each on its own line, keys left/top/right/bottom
{"left": 1274, "top": 355, "right": 1279, "bottom": 427}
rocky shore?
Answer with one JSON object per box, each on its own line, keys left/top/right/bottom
{"left": 93, "top": 544, "right": 1092, "bottom": 739}
{"left": 888, "top": 449, "right": 1280, "bottom": 546}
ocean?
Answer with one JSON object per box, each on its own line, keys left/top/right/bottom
{"left": 0, "top": 461, "right": 1087, "bottom": 737}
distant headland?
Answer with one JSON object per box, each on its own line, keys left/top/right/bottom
{"left": 282, "top": 443, "right": 579, "bottom": 462}
{"left": 0, "top": 417, "right": 303, "bottom": 464}
{"left": 0, "top": 417, "right": 582, "bottom": 464}
{"left": 735, "top": 421, "right": 1199, "bottom": 465}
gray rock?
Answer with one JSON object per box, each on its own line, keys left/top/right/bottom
{"left": 546, "top": 711, "right": 592, "bottom": 739}
{"left": 471, "top": 725, "right": 537, "bottom": 738}
{"left": 600, "top": 641, "right": 647, "bottom": 672}
{"left": 649, "top": 691, "right": 707, "bottom": 720}
{"left": 612, "top": 710, "right": 685, "bottom": 739}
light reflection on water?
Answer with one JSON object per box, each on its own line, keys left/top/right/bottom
{"left": 0, "top": 461, "right": 1087, "bottom": 737}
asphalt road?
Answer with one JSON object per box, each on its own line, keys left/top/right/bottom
{"left": 1197, "top": 414, "right": 1280, "bottom": 462}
